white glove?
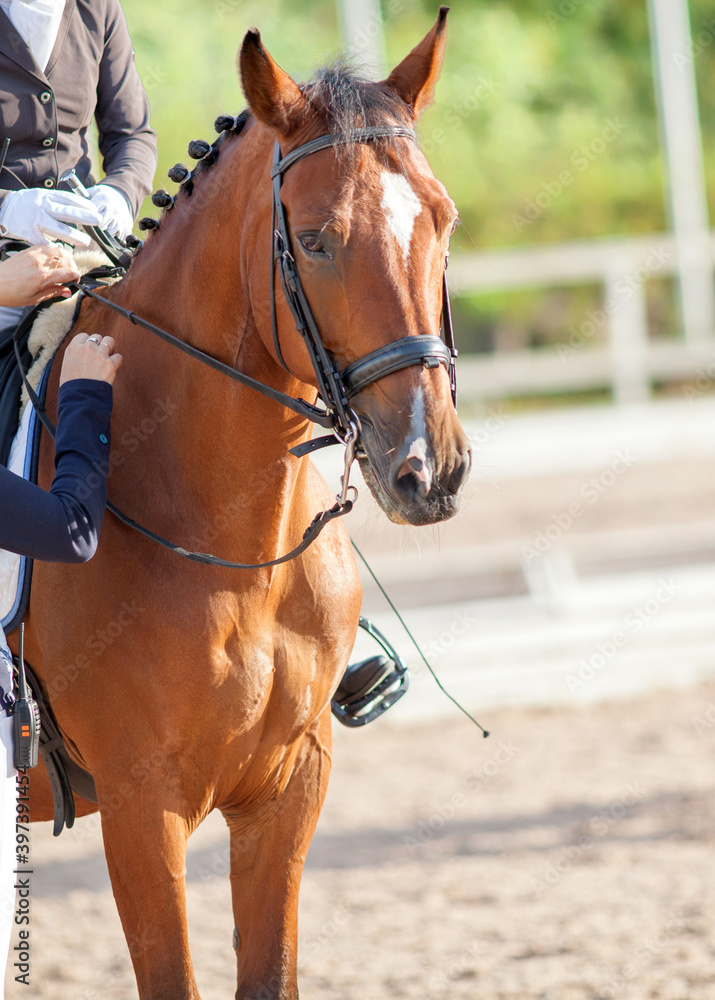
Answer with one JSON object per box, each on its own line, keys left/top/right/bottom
{"left": 86, "top": 184, "right": 134, "bottom": 238}
{"left": 0, "top": 188, "right": 102, "bottom": 248}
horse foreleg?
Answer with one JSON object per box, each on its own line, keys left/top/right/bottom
{"left": 99, "top": 784, "right": 199, "bottom": 1000}
{"left": 222, "top": 712, "right": 332, "bottom": 1000}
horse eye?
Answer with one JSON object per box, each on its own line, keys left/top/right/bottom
{"left": 298, "top": 233, "right": 326, "bottom": 255}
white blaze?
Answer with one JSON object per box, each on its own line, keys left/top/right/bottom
{"left": 398, "top": 389, "right": 432, "bottom": 494}
{"left": 408, "top": 386, "right": 427, "bottom": 450}
{"left": 380, "top": 170, "right": 422, "bottom": 260}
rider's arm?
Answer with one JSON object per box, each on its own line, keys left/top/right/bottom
{"left": 0, "top": 379, "right": 113, "bottom": 563}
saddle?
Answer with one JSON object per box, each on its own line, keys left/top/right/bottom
{"left": 0, "top": 259, "right": 110, "bottom": 837}
{"left": 17, "top": 657, "right": 97, "bottom": 836}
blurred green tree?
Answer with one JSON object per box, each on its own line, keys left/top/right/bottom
{"left": 121, "top": 0, "right": 714, "bottom": 357}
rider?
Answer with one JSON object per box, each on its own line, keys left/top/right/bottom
{"left": 0, "top": 0, "right": 157, "bottom": 334}
{"left": 0, "top": 244, "right": 122, "bottom": 998}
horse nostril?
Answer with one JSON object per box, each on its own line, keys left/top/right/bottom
{"left": 396, "top": 456, "right": 433, "bottom": 498}
{"left": 446, "top": 453, "right": 471, "bottom": 495}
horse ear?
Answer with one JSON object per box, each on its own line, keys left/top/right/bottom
{"left": 381, "top": 6, "right": 449, "bottom": 119}
{"left": 239, "top": 29, "right": 306, "bottom": 133}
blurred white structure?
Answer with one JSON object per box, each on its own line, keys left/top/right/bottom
{"left": 647, "top": 0, "right": 715, "bottom": 351}
{"left": 335, "top": 0, "right": 387, "bottom": 76}
{"left": 335, "top": 0, "right": 715, "bottom": 405}
{"left": 449, "top": 231, "right": 715, "bottom": 406}
{"left": 318, "top": 397, "right": 715, "bottom": 719}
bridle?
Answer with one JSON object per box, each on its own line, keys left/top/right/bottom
{"left": 12, "top": 120, "right": 461, "bottom": 571}
{"left": 269, "top": 124, "right": 458, "bottom": 501}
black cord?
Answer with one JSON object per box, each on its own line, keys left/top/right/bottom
{"left": 351, "top": 542, "right": 490, "bottom": 738}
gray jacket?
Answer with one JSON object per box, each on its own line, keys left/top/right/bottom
{"left": 0, "top": 0, "right": 157, "bottom": 216}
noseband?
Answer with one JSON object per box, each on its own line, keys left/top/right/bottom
{"left": 269, "top": 126, "right": 458, "bottom": 466}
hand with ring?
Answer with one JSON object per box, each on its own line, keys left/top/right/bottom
{"left": 59, "top": 332, "right": 123, "bottom": 386}
{"left": 0, "top": 243, "right": 81, "bottom": 306}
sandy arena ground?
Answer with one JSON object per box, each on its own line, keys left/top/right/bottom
{"left": 7, "top": 680, "right": 715, "bottom": 1000}
{"left": 8, "top": 402, "right": 715, "bottom": 999}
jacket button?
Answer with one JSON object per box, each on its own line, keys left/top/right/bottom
{"left": 39, "top": 91, "right": 52, "bottom": 104}
{"left": 42, "top": 137, "right": 54, "bottom": 147}
{"left": 43, "top": 178, "right": 55, "bottom": 188}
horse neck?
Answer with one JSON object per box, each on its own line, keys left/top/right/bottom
{"left": 116, "top": 132, "right": 277, "bottom": 378}
{"left": 102, "top": 136, "right": 317, "bottom": 528}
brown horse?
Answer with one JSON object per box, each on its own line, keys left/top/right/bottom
{"left": 9, "top": 8, "right": 470, "bottom": 998}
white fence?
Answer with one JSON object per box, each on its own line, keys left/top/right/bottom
{"left": 450, "top": 231, "right": 715, "bottom": 404}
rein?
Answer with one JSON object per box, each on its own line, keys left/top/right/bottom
{"left": 17, "top": 123, "right": 461, "bottom": 571}
{"left": 11, "top": 297, "right": 354, "bottom": 572}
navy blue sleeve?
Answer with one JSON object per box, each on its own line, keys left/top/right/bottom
{"left": 0, "top": 379, "right": 113, "bottom": 562}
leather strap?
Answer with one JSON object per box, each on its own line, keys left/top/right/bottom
{"left": 271, "top": 145, "right": 355, "bottom": 433}
{"left": 270, "top": 126, "right": 417, "bottom": 178}
{"left": 340, "top": 335, "right": 450, "bottom": 399}
{"left": 76, "top": 282, "right": 334, "bottom": 429}
{"left": 441, "top": 263, "right": 458, "bottom": 406}
{"left": 13, "top": 293, "right": 354, "bottom": 572}
{"left": 105, "top": 495, "right": 353, "bottom": 570}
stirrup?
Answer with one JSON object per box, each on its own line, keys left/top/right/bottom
{"left": 331, "top": 617, "right": 409, "bottom": 727}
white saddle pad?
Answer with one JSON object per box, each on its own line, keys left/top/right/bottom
{"left": 0, "top": 249, "right": 118, "bottom": 631}
{"left": 0, "top": 402, "right": 36, "bottom": 629}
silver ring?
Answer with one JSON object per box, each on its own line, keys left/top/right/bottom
{"left": 87, "top": 335, "right": 101, "bottom": 345}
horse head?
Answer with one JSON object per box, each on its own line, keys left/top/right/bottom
{"left": 238, "top": 7, "right": 472, "bottom": 527}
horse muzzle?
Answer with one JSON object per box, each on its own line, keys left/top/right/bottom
{"left": 357, "top": 421, "right": 472, "bottom": 527}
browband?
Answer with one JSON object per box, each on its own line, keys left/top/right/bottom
{"left": 270, "top": 126, "right": 418, "bottom": 178}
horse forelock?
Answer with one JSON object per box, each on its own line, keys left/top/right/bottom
{"left": 301, "top": 61, "right": 411, "bottom": 138}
